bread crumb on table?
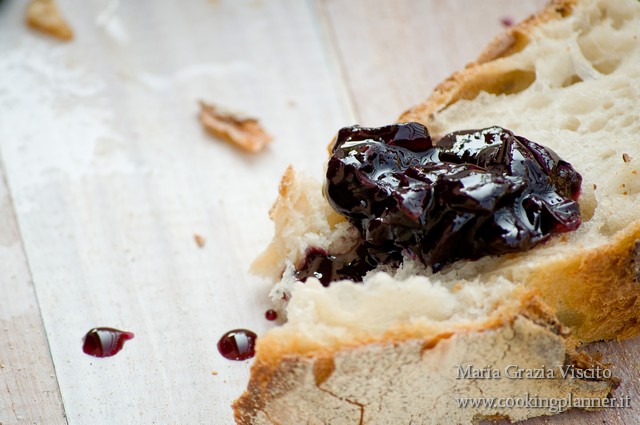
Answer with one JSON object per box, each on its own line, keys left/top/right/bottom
{"left": 194, "top": 234, "right": 206, "bottom": 248}
{"left": 198, "top": 101, "right": 272, "bottom": 153}
{"left": 26, "top": 0, "right": 74, "bottom": 41}
{"left": 623, "top": 153, "right": 632, "bottom": 163}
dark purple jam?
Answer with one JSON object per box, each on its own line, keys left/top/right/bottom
{"left": 82, "top": 327, "right": 134, "bottom": 358}
{"left": 294, "top": 244, "right": 380, "bottom": 286}
{"left": 217, "top": 329, "right": 257, "bottom": 361}
{"left": 296, "top": 123, "right": 582, "bottom": 283}
{"left": 265, "top": 309, "right": 278, "bottom": 321}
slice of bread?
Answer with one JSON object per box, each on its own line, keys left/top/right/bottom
{"left": 237, "top": 0, "right": 638, "bottom": 423}
{"left": 235, "top": 277, "right": 612, "bottom": 424}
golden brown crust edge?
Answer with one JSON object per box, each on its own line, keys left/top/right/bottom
{"left": 398, "top": 0, "right": 577, "bottom": 124}
{"left": 233, "top": 293, "right": 614, "bottom": 425}
{"left": 523, "top": 221, "right": 640, "bottom": 343}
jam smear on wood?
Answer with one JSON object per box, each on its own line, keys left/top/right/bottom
{"left": 82, "top": 327, "right": 134, "bottom": 358}
{"left": 217, "top": 329, "right": 257, "bottom": 361}
{"left": 296, "top": 122, "right": 582, "bottom": 284}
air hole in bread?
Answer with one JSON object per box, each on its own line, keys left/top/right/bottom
{"left": 560, "top": 116, "right": 580, "bottom": 131}
{"left": 458, "top": 69, "right": 536, "bottom": 104}
{"left": 587, "top": 117, "right": 606, "bottom": 132}
{"left": 576, "top": 6, "right": 635, "bottom": 76}
{"left": 600, "top": 149, "right": 616, "bottom": 161}
{"left": 561, "top": 74, "right": 583, "bottom": 88}
{"left": 598, "top": 0, "right": 629, "bottom": 30}
{"left": 620, "top": 115, "right": 636, "bottom": 128}
{"left": 485, "top": 69, "right": 536, "bottom": 96}
{"left": 593, "top": 58, "right": 622, "bottom": 75}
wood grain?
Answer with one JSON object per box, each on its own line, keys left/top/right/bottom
{"left": 0, "top": 0, "right": 351, "bottom": 423}
{"left": 0, "top": 0, "right": 638, "bottom": 424}
{"left": 0, "top": 165, "right": 67, "bottom": 424}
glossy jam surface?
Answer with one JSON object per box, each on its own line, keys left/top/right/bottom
{"left": 298, "top": 123, "right": 582, "bottom": 282}
{"left": 82, "top": 327, "right": 135, "bottom": 358}
{"left": 217, "top": 329, "right": 257, "bottom": 361}
{"left": 294, "top": 244, "right": 381, "bottom": 286}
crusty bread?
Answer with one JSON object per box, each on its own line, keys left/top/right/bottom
{"left": 237, "top": 0, "right": 639, "bottom": 423}
{"left": 235, "top": 276, "right": 613, "bottom": 424}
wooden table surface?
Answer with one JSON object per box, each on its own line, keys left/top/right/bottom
{"left": 1, "top": 1, "right": 638, "bottom": 424}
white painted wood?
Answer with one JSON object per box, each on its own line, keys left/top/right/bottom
{"left": 0, "top": 0, "right": 638, "bottom": 424}
{"left": 0, "top": 166, "right": 66, "bottom": 424}
{"left": 0, "top": 0, "right": 351, "bottom": 423}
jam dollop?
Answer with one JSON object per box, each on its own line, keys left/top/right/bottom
{"left": 82, "top": 327, "right": 134, "bottom": 358}
{"left": 217, "top": 329, "right": 257, "bottom": 361}
{"left": 297, "top": 123, "right": 582, "bottom": 283}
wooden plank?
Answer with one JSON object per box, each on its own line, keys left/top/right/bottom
{"left": 0, "top": 0, "right": 353, "bottom": 424}
{"left": 0, "top": 164, "right": 67, "bottom": 424}
{"left": 1, "top": 0, "right": 637, "bottom": 424}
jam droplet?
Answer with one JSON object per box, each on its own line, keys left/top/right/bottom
{"left": 217, "top": 329, "right": 257, "bottom": 361}
{"left": 265, "top": 309, "right": 278, "bottom": 321}
{"left": 82, "top": 327, "right": 134, "bottom": 358}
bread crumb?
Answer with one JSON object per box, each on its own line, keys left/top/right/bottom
{"left": 623, "top": 153, "right": 632, "bottom": 163}
{"left": 199, "top": 101, "right": 272, "bottom": 153}
{"left": 211, "top": 371, "right": 218, "bottom": 376}
{"left": 194, "top": 234, "right": 206, "bottom": 248}
{"left": 632, "top": 170, "right": 638, "bottom": 175}
{"left": 26, "top": 0, "right": 74, "bottom": 41}
{"left": 593, "top": 183, "right": 597, "bottom": 190}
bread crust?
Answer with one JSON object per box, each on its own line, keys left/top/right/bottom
{"left": 522, "top": 221, "right": 640, "bottom": 342}
{"left": 234, "top": 294, "right": 614, "bottom": 425}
